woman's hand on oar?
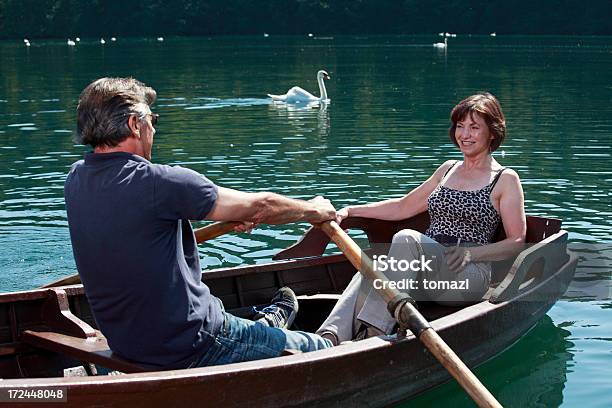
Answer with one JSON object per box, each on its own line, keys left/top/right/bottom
{"left": 318, "top": 220, "right": 502, "bottom": 408}
{"left": 42, "top": 221, "right": 242, "bottom": 289}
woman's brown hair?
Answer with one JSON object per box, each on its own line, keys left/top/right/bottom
{"left": 448, "top": 92, "right": 506, "bottom": 152}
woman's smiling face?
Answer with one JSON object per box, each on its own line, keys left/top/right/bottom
{"left": 454, "top": 112, "right": 493, "bottom": 156}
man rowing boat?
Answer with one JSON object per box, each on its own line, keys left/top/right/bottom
{"left": 64, "top": 77, "right": 334, "bottom": 370}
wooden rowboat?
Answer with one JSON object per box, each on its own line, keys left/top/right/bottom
{"left": 0, "top": 213, "right": 577, "bottom": 407}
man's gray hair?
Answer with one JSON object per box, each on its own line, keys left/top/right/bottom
{"left": 76, "top": 77, "right": 157, "bottom": 147}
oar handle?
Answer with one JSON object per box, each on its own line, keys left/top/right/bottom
{"left": 194, "top": 221, "right": 242, "bottom": 243}
{"left": 40, "top": 274, "right": 82, "bottom": 288}
{"left": 42, "top": 221, "right": 242, "bottom": 289}
{"left": 319, "top": 221, "right": 502, "bottom": 408}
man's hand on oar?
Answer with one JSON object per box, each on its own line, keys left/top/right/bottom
{"left": 231, "top": 221, "right": 258, "bottom": 234}
{"left": 318, "top": 220, "right": 502, "bottom": 408}
{"left": 42, "top": 221, "right": 242, "bottom": 288}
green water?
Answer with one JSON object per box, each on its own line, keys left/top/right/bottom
{"left": 0, "top": 35, "right": 610, "bottom": 406}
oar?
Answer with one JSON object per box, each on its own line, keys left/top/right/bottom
{"left": 41, "top": 221, "right": 241, "bottom": 288}
{"left": 193, "top": 221, "right": 242, "bottom": 243}
{"left": 319, "top": 221, "right": 502, "bottom": 408}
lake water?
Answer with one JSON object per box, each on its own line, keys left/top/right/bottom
{"left": 0, "top": 35, "right": 610, "bottom": 407}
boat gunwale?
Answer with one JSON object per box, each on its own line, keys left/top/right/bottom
{"left": 0, "top": 253, "right": 352, "bottom": 304}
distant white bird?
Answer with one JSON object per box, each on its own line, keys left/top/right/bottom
{"left": 75, "top": 37, "right": 81, "bottom": 42}
{"left": 490, "top": 32, "right": 497, "bottom": 37}
{"left": 268, "top": 70, "right": 331, "bottom": 103}
{"left": 23, "top": 38, "right": 29, "bottom": 43}
{"left": 67, "top": 39, "right": 76, "bottom": 46}
{"left": 308, "top": 33, "right": 314, "bottom": 38}
{"left": 111, "top": 37, "right": 117, "bottom": 42}
{"left": 157, "top": 37, "right": 164, "bottom": 42}
{"left": 445, "top": 32, "right": 451, "bottom": 37}
{"left": 100, "top": 38, "right": 106, "bottom": 44}
{"left": 24, "top": 40, "right": 31, "bottom": 47}
{"left": 433, "top": 37, "right": 448, "bottom": 48}
{"left": 438, "top": 32, "right": 444, "bottom": 36}
{"left": 263, "top": 33, "right": 269, "bottom": 37}
{"left": 451, "top": 33, "right": 457, "bottom": 37}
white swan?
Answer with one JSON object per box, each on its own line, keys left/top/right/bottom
{"left": 433, "top": 38, "right": 448, "bottom": 48}
{"left": 268, "top": 70, "right": 330, "bottom": 103}
{"left": 67, "top": 39, "right": 76, "bottom": 46}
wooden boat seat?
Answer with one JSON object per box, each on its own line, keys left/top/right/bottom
{"left": 22, "top": 330, "right": 146, "bottom": 374}
{"left": 274, "top": 215, "right": 562, "bottom": 262}
{"left": 20, "top": 288, "right": 146, "bottom": 374}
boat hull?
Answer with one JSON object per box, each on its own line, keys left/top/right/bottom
{"left": 1, "top": 253, "right": 577, "bottom": 407}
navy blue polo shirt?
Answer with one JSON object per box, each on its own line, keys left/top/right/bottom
{"left": 64, "top": 152, "right": 222, "bottom": 369}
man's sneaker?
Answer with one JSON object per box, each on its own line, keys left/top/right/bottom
{"left": 253, "top": 287, "right": 299, "bottom": 329}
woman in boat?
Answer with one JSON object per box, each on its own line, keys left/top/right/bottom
{"left": 317, "top": 92, "right": 527, "bottom": 345}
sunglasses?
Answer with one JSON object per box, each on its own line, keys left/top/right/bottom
{"left": 147, "top": 113, "right": 159, "bottom": 126}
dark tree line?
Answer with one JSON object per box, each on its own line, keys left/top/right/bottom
{"left": 0, "top": 0, "right": 609, "bottom": 39}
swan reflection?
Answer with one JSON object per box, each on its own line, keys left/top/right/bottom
{"left": 268, "top": 100, "right": 330, "bottom": 139}
{"left": 268, "top": 99, "right": 329, "bottom": 120}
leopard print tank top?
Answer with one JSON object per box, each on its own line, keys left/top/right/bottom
{"left": 425, "top": 161, "right": 506, "bottom": 245}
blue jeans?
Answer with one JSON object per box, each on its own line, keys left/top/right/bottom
{"left": 189, "top": 312, "right": 333, "bottom": 367}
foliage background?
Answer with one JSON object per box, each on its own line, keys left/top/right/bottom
{"left": 0, "top": 0, "right": 610, "bottom": 39}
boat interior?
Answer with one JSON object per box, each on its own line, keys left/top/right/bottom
{"left": 0, "top": 214, "right": 569, "bottom": 379}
